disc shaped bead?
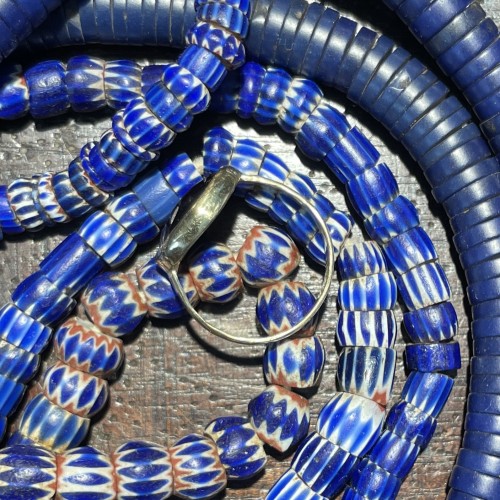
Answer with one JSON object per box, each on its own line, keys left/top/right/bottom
{"left": 170, "top": 434, "right": 226, "bottom": 499}
{"left": 57, "top": 446, "right": 114, "bottom": 499}
{"left": 66, "top": 56, "right": 106, "bottom": 113}
{"left": 42, "top": 361, "right": 109, "bottom": 418}
{"left": 104, "top": 60, "right": 142, "bottom": 109}
{"left": 337, "top": 241, "right": 387, "bottom": 280}
{"left": 337, "top": 347, "right": 396, "bottom": 406}
{"left": 403, "top": 302, "right": 458, "bottom": 343}
{"left": 53, "top": 317, "right": 124, "bottom": 378}
{"left": 178, "top": 45, "right": 227, "bottom": 92}
{"left": 248, "top": 385, "right": 310, "bottom": 453}
{"left": 113, "top": 440, "right": 173, "bottom": 499}
{"left": 317, "top": 392, "right": 386, "bottom": 456}
{"left": 349, "top": 460, "right": 401, "bottom": 499}
{"left": 338, "top": 272, "right": 397, "bottom": 311}
{"left": 0, "top": 338, "right": 39, "bottom": 383}
{"left": 188, "top": 243, "right": 243, "bottom": 303}
{"left": 0, "top": 445, "right": 56, "bottom": 499}
{"left": 405, "top": 341, "right": 461, "bottom": 372}
{"left": 236, "top": 226, "right": 300, "bottom": 287}
{"left": 36, "top": 172, "right": 70, "bottom": 224}
{"left": 267, "top": 469, "right": 328, "bottom": 499}
{"left": 264, "top": 337, "right": 325, "bottom": 389}
{"left": 81, "top": 271, "right": 148, "bottom": 337}
{"left": 204, "top": 416, "right": 267, "bottom": 480}
{"left": 197, "top": 2, "right": 249, "bottom": 37}
{"left": 0, "top": 373, "right": 25, "bottom": 417}
{"left": 257, "top": 281, "right": 318, "bottom": 337}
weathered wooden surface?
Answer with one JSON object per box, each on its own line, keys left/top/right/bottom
{"left": 1, "top": 1, "right": 498, "bottom": 498}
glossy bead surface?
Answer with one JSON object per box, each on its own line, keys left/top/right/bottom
{"left": 66, "top": 56, "right": 106, "bottom": 112}
{"left": 0, "top": 64, "right": 29, "bottom": 120}
{"left": 338, "top": 272, "right": 397, "bottom": 311}
{"left": 338, "top": 241, "right": 387, "bottom": 280}
{"left": 0, "top": 373, "right": 25, "bottom": 416}
{"left": 403, "top": 302, "right": 458, "bottom": 343}
{"left": 267, "top": 469, "right": 327, "bottom": 500}
{"left": 0, "top": 338, "right": 39, "bottom": 383}
{"left": 405, "top": 342, "right": 461, "bottom": 372}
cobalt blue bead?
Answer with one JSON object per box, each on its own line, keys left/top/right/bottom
{"left": 202, "top": 126, "right": 235, "bottom": 176}
{"left": 469, "top": 276, "right": 500, "bottom": 306}
{"left": 0, "top": 64, "right": 29, "bottom": 119}
{"left": 228, "top": 136, "right": 265, "bottom": 179}
{"left": 66, "top": 55, "right": 106, "bottom": 112}
{"left": 267, "top": 469, "right": 325, "bottom": 500}
{"left": 25, "top": 60, "right": 69, "bottom": 118}
{"left": 195, "top": 0, "right": 251, "bottom": 15}
{"left": 472, "top": 317, "right": 500, "bottom": 339}
{"left": 336, "top": 310, "right": 397, "bottom": 347}
{"left": 460, "top": 237, "right": 500, "bottom": 271}
{"left": 12, "top": 270, "right": 75, "bottom": 326}
{"left": 7, "top": 178, "right": 45, "bottom": 231}
{"left": 51, "top": 171, "right": 92, "bottom": 218}
{"left": 160, "top": 151, "right": 203, "bottom": 198}
{"left": 403, "top": 302, "right": 458, "bottom": 343}
{"left": 449, "top": 465, "right": 500, "bottom": 499}
{"left": 474, "top": 336, "right": 500, "bottom": 356}
{"left": 0, "top": 338, "right": 39, "bottom": 383}
{"left": 104, "top": 59, "right": 142, "bottom": 109}
{"left": 470, "top": 356, "right": 500, "bottom": 375}
{"left": 454, "top": 217, "right": 500, "bottom": 254}
{"left": 248, "top": 385, "right": 310, "bottom": 453}
{"left": 468, "top": 393, "right": 500, "bottom": 415}
{"left": 204, "top": 416, "right": 267, "bottom": 480}
{"left": 463, "top": 431, "right": 500, "bottom": 458}
{"left": 0, "top": 373, "right": 25, "bottom": 416}
{"left": 112, "top": 113, "right": 159, "bottom": 162}
{"left": 178, "top": 45, "right": 227, "bottom": 91}
{"left": 456, "top": 448, "right": 500, "bottom": 479}
{"left": 472, "top": 298, "right": 500, "bottom": 320}
{"left": 470, "top": 374, "right": 500, "bottom": 395}
{"left": 99, "top": 129, "right": 147, "bottom": 176}
{"left": 0, "top": 184, "right": 23, "bottom": 234}
{"left": 405, "top": 342, "right": 461, "bottom": 372}
{"left": 467, "top": 258, "right": 500, "bottom": 285}
{"left": 291, "top": 432, "right": 358, "bottom": 498}
{"left": 338, "top": 241, "right": 387, "bottom": 280}
{"left": 349, "top": 459, "right": 401, "bottom": 499}
{"left": 0, "top": 303, "right": 52, "bottom": 354}
{"left": 197, "top": 2, "right": 248, "bottom": 37}
{"left": 67, "top": 156, "right": 111, "bottom": 207}
{"left": 237, "top": 61, "right": 265, "bottom": 119}
{"left": 338, "top": 272, "right": 397, "bottom": 311}
{"left": 465, "top": 411, "right": 500, "bottom": 435}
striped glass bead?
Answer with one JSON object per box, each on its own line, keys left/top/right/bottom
{"left": 170, "top": 434, "right": 226, "bottom": 499}
{"left": 349, "top": 460, "right": 401, "bottom": 499}
{"left": 53, "top": 317, "right": 124, "bottom": 378}
{"left": 99, "top": 129, "right": 146, "bottom": 177}
{"left": 263, "top": 336, "right": 325, "bottom": 389}
{"left": 81, "top": 272, "right": 148, "bottom": 337}
{"left": 0, "top": 64, "right": 29, "bottom": 120}
{"left": 111, "top": 113, "right": 158, "bottom": 162}
{"left": 35, "top": 173, "right": 69, "bottom": 224}
{"left": 267, "top": 469, "right": 326, "bottom": 500}
{"left": 197, "top": 2, "right": 249, "bottom": 37}
{"left": 42, "top": 361, "right": 108, "bottom": 418}
{"left": 113, "top": 440, "right": 173, "bottom": 499}
{"left": 178, "top": 45, "right": 227, "bottom": 92}
{"left": 7, "top": 178, "right": 44, "bottom": 231}
{"left": 52, "top": 170, "right": 92, "bottom": 218}
{"left": 248, "top": 385, "right": 310, "bottom": 453}
{"left": 204, "top": 416, "right": 267, "bottom": 480}
{"left": 403, "top": 302, "right": 458, "bottom": 343}
{"left": 0, "top": 184, "right": 23, "bottom": 234}
{"left": 160, "top": 152, "right": 203, "bottom": 199}
{"left": 0, "top": 338, "right": 39, "bottom": 383}
{"left": 0, "top": 373, "right": 25, "bottom": 417}
{"left": 104, "top": 60, "right": 142, "bottom": 109}
{"left": 257, "top": 281, "right": 318, "bottom": 337}
{"left": 68, "top": 156, "right": 111, "bottom": 207}
{"left": 57, "top": 446, "right": 114, "bottom": 499}
{"left": 66, "top": 56, "right": 106, "bottom": 112}
{"left": 188, "top": 243, "right": 243, "bottom": 303}
{"left": 338, "top": 241, "right": 388, "bottom": 280}
{"left": 202, "top": 126, "right": 235, "bottom": 176}
{"left": 236, "top": 225, "right": 300, "bottom": 287}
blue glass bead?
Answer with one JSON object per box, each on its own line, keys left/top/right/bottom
{"left": 7, "top": 178, "right": 44, "bottom": 231}
{"left": 66, "top": 56, "right": 106, "bottom": 112}
{"left": 338, "top": 272, "right": 397, "bottom": 311}
{"left": 197, "top": 2, "right": 248, "bottom": 37}
{"left": 170, "top": 434, "right": 226, "bottom": 499}
{"left": 113, "top": 440, "right": 173, "bottom": 499}
{"left": 291, "top": 432, "right": 358, "bottom": 498}
{"left": 0, "top": 303, "right": 52, "bottom": 354}
{"left": 178, "top": 45, "right": 227, "bottom": 91}
{"left": 456, "top": 448, "right": 500, "bottom": 479}
{"left": 112, "top": 113, "right": 159, "bottom": 162}
{"left": 337, "top": 347, "right": 396, "bottom": 406}
{"left": 463, "top": 430, "right": 500, "bottom": 459}
{"left": 0, "top": 339, "right": 39, "bottom": 383}
{"left": 204, "top": 416, "right": 267, "bottom": 480}
{"left": 78, "top": 211, "right": 136, "bottom": 267}
{"left": 364, "top": 195, "right": 420, "bottom": 244}
{"left": 248, "top": 384, "right": 310, "bottom": 453}
{"left": 136, "top": 257, "right": 199, "bottom": 319}
{"left": 189, "top": 243, "right": 243, "bottom": 303}
{"left": 0, "top": 373, "right": 25, "bottom": 417}
{"left": 0, "top": 184, "right": 23, "bottom": 234}
{"left": 465, "top": 411, "right": 500, "bottom": 435}
{"left": 405, "top": 341, "right": 461, "bottom": 372}
{"left": 57, "top": 446, "right": 114, "bottom": 499}
{"left": 338, "top": 241, "right": 387, "bottom": 280}
{"left": 195, "top": 0, "right": 251, "bottom": 16}
{"left": 403, "top": 301, "right": 458, "bottom": 343}
{"left": 474, "top": 336, "right": 500, "bottom": 356}
{"left": 317, "top": 392, "right": 385, "bottom": 456}
{"left": 401, "top": 371, "right": 454, "bottom": 418}
{"left": 51, "top": 170, "right": 92, "bottom": 218}
{"left": 470, "top": 356, "right": 500, "bottom": 375}
{"left": 15, "top": 393, "right": 90, "bottom": 452}
{"left": 202, "top": 126, "right": 235, "bottom": 176}
{"left": 468, "top": 276, "right": 500, "bottom": 306}
{"left": 12, "top": 270, "right": 75, "bottom": 326}
{"left": 25, "top": 60, "right": 69, "bottom": 118}
{"left": 467, "top": 258, "right": 500, "bottom": 285}
{"left": 81, "top": 271, "right": 147, "bottom": 337}
{"left": 236, "top": 226, "right": 300, "bottom": 287}
{"left": 99, "top": 129, "right": 147, "bottom": 176}
{"left": 0, "top": 445, "right": 56, "bottom": 498}
{"left": 161, "top": 151, "right": 203, "bottom": 195}
{"left": 53, "top": 317, "right": 124, "bottom": 378}
{"left": 237, "top": 62, "right": 266, "bottom": 119}
{"left": 346, "top": 163, "right": 399, "bottom": 219}
{"left": 385, "top": 400, "right": 436, "bottom": 448}
{"left": 104, "top": 60, "right": 142, "bottom": 109}
{"left": 397, "top": 261, "right": 451, "bottom": 310}
{"left": 470, "top": 374, "right": 500, "bottom": 395}
{"left": 336, "top": 310, "right": 397, "bottom": 348}
{"left": 257, "top": 281, "right": 318, "bottom": 337}
{"left": 42, "top": 360, "right": 108, "bottom": 418}
{"left": 296, "top": 103, "right": 350, "bottom": 162}
{"left": 267, "top": 469, "right": 328, "bottom": 500}
{"left": 253, "top": 67, "right": 292, "bottom": 125}
{"left": 472, "top": 298, "right": 500, "bottom": 321}
{"left": 449, "top": 465, "right": 500, "bottom": 499}
{"left": 468, "top": 393, "right": 500, "bottom": 415}
{"left": 473, "top": 316, "right": 500, "bottom": 338}
{"left": 68, "top": 156, "right": 111, "bottom": 207}
{"left": 264, "top": 336, "right": 325, "bottom": 389}
{"left": 186, "top": 22, "right": 246, "bottom": 69}
{"left": 0, "top": 64, "right": 29, "bottom": 119}
{"left": 349, "top": 459, "right": 401, "bottom": 499}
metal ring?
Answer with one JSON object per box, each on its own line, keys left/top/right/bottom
{"left": 156, "top": 167, "right": 336, "bottom": 345}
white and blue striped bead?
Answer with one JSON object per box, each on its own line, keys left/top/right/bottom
{"left": 66, "top": 56, "right": 106, "bottom": 112}
{"left": 336, "top": 310, "right": 397, "bottom": 347}
{"left": 267, "top": 469, "right": 327, "bottom": 500}
{"left": 104, "top": 60, "right": 142, "bottom": 109}
{"left": 338, "top": 240, "right": 388, "bottom": 280}
{"left": 0, "top": 64, "right": 29, "bottom": 120}
{"left": 0, "top": 338, "right": 39, "bottom": 383}
{"left": 338, "top": 272, "right": 397, "bottom": 311}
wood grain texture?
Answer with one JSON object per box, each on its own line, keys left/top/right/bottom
{"left": 1, "top": 1, "right": 497, "bottom": 498}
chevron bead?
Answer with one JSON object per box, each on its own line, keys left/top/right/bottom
{"left": 68, "top": 156, "right": 111, "bottom": 207}
{"left": 66, "top": 56, "right": 106, "bottom": 112}
{"left": 0, "top": 338, "right": 39, "bottom": 383}
{"left": 15, "top": 394, "right": 90, "bottom": 452}
{"left": 202, "top": 127, "right": 235, "bottom": 176}
{"left": 57, "top": 446, "right": 114, "bottom": 499}
{"left": 264, "top": 337, "right": 325, "bottom": 389}
{"left": 338, "top": 272, "right": 397, "bottom": 311}
{"left": 236, "top": 226, "right": 300, "bottom": 287}
{"left": 53, "top": 317, "right": 124, "bottom": 378}
{"left": 81, "top": 272, "right": 148, "bottom": 337}
{"left": 170, "top": 434, "right": 226, "bottom": 499}
{"left": 403, "top": 302, "right": 458, "bottom": 343}
{"left": 257, "top": 281, "right": 318, "bottom": 337}
{"left": 267, "top": 469, "right": 327, "bottom": 500}
{"left": 188, "top": 243, "right": 243, "bottom": 303}
{"left": 317, "top": 392, "right": 385, "bottom": 456}
{"left": 99, "top": 129, "right": 146, "bottom": 176}
{"left": 197, "top": 2, "right": 249, "bottom": 36}
{"left": 113, "top": 440, "right": 173, "bottom": 499}
{"left": 336, "top": 310, "right": 397, "bottom": 348}
{"left": 136, "top": 257, "right": 199, "bottom": 318}
{"left": 0, "top": 373, "right": 25, "bottom": 417}
{"left": 248, "top": 385, "right": 310, "bottom": 453}
{"left": 291, "top": 432, "right": 359, "bottom": 498}
{"left": 204, "top": 416, "right": 267, "bottom": 480}
{"left": 338, "top": 241, "right": 388, "bottom": 280}
{"left": 0, "top": 64, "right": 29, "bottom": 120}
{"left": 0, "top": 184, "right": 24, "bottom": 234}
{"left": 35, "top": 172, "right": 69, "bottom": 223}
{"left": 7, "top": 178, "right": 44, "bottom": 230}
{"left": 178, "top": 45, "right": 227, "bottom": 92}
{"left": 51, "top": 170, "right": 92, "bottom": 219}
{"left": 42, "top": 361, "right": 108, "bottom": 418}
{"left": 0, "top": 445, "right": 56, "bottom": 499}
{"left": 104, "top": 60, "right": 142, "bottom": 109}
{"left": 349, "top": 460, "right": 401, "bottom": 499}
{"left": 337, "top": 347, "right": 396, "bottom": 406}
